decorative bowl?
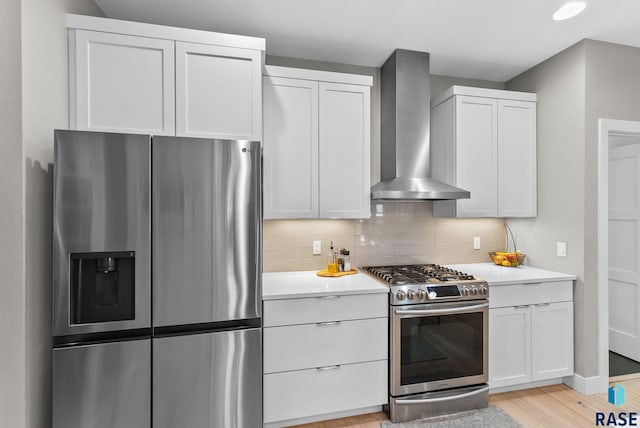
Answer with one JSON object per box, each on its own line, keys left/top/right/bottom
{"left": 489, "top": 251, "right": 526, "bottom": 267}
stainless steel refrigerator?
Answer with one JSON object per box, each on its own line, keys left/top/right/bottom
{"left": 52, "top": 130, "right": 262, "bottom": 428}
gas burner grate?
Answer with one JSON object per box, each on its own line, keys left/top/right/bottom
{"left": 363, "top": 264, "right": 477, "bottom": 285}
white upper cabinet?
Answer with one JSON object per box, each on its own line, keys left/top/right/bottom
{"left": 318, "top": 82, "right": 371, "bottom": 218}
{"left": 67, "top": 14, "right": 264, "bottom": 139}
{"left": 263, "top": 66, "right": 372, "bottom": 220}
{"left": 69, "top": 30, "right": 175, "bottom": 135}
{"left": 431, "top": 86, "right": 537, "bottom": 218}
{"left": 497, "top": 99, "right": 537, "bottom": 217}
{"left": 263, "top": 76, "right": 319, "bottom": 218}
{"left": 175, "top": 42, "right": 262, "bottom": 140}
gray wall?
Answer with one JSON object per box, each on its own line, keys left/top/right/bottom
{"left": 506, "top": 39, "right": 640, "bottom": 380}
{"left": 3, "top": 1, "right": 104, "bottom": 427}
{"left": 0, "top": 0, "right": 26, "bottom": 426}
{"left": 506, "top": 42, "right": 591, "bottom": 375}
{"left": 583, "top": 41, "right": 640, "bottom": 344}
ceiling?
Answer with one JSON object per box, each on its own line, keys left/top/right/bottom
{"left": 94, "top": 0, "right": 640, "bottom": 82}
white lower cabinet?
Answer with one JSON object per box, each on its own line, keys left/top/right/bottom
{"left": 489, "top": 281, "right": 573, "bottom": 390}
{"left": 264, "top": 360, "right": 387, "bottom": 424}
{"left": 263, "top": 293, "right": 388, "bottom": 426}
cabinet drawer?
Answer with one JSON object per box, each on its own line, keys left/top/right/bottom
{"left": 263, "top": 293, "right": 387, "bottom": 327}
{"left": 264, "top": 318, "right": 387, "bottom": 373}
{"left": 263, "top": 360, "right": 387, "bottom": 424}
{"left": 489, "top": 280, "right": 572, "bottom": 308}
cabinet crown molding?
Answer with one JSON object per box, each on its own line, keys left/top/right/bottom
{"left": 66, "top": 13, "right": 265, "bottom": 51}
{"left": 432, "top": 85, "right": 536, "bottom": 108}
{"left": 264, "top": 65, "right": 373, "bottom": 87}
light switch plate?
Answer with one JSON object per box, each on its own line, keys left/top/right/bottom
{"left": 556, "top": 241, "right": 567, "bottom": 257}
{"left": 312, "top": 240, "right": 322, "bottom": 255}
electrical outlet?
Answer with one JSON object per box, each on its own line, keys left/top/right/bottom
{"left": 556, "top": 241, "right": 567, "bottom": 257}
{"left": 473, "top": 236, "right": 481, "bottom": 250}
{"left": 312, "top": 240, "right": 322, "bottom": 255}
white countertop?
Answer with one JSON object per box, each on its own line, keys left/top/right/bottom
{"left": 262, "top": 270, "right": 389, "bottom": 300}
{"left": 446, "top": 262, "right": 576, "bottom": 286}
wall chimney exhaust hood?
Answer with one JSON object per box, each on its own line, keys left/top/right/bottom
{"left": 371, "top": 49, "right": 470, "bottom": 200}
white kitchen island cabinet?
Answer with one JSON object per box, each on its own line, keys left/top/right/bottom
{"left": 447, "top": 263, "right": 575, "bottom": 393}
{"left": 262, "top": 271, "right": 388, "bottom": 427}
{"left": 67, "top": 14, "right": 264, "bottom": 139}
{"left": 431, "top": 86, "right": 537, "bottom": 218}
{"left": 263, "top": 66, "right": 372, "bottom": 220}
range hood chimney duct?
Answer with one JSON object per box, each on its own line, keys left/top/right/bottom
{"left": 371, "top": 49, "right": 470, "bottom": 200}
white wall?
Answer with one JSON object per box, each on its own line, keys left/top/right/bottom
{"left": 0, "top": 0, "right": 26, "bottom": 426}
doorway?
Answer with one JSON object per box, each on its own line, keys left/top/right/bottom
{"left": 608, "top": 133, "right": 640, "bottom": 377}
{"left": 598, "top": 119, "right": 640, "bottom": 388}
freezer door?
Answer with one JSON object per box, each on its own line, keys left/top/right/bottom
{"left": 53, "top": 130, "right": 151, "bottom": 336}
{"left": 152, "top": 137, "right": 261, "bottom": 326}
{"left": 52, "top": 339, "right": 150, "bottom": 428}
{"left": 153, "top": 328, "right": 262, "bottom": 428}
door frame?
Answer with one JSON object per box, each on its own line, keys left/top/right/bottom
{"left": 597, "top": 119, "right": 640, "bottom": 391}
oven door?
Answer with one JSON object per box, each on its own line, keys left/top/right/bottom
{"left": 390, "top": 300, "right": 488, "bottom": 397}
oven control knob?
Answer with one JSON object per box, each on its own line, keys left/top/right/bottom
{"left": 461, "top": 287, "right": 469, "bottom": 296}
{"left": 395, "top": 290, "right": 406, "bottom": 300}
{"left": 407, "top": 290, "right": 416, "bottom": 300}
{"left": 417, "top": 290, "right": 426, "bottom": 300}
{"left": 428, "top": 291, "right": 437, "bottom": 299}
{"left": 480, "top": 286, "right": 488, "bottom": 295}
{"left": 471, "top": 287, "right": 478, "bottom": 295}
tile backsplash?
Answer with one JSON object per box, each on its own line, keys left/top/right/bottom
{"left": 263, "top": 201, "right": 506, "bottom": 272}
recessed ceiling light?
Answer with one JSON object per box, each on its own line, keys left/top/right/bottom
{"left": 553, "top": 2, "right": 587, "bottom": 21}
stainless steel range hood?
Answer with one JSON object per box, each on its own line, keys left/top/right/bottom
{"left": 371, "top": 49, "right": 470, "bottom": 200}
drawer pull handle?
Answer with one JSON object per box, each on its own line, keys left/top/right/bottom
{"left": 535, "top": 303, "right": 551, "bottom": 307}
{"left": 316, "top": 365, "right": 341, "bottom": 371}
{"left": 524, "top": 282, "right": 542, "bottom": 286}
{"left": 514, "top": 305, "right": 529, "bottom": 309}
{"left": 316, "top": 295, "right": 341, "bottom": 300}
{"left": 317, "top": 321, "right": 341, "bottom": 326}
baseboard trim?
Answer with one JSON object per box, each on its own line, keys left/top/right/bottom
{"left": 563, "top": 374, "right": 607, "bottom": 395}
{"left": 264, "top": 405, "right": 383, "bottom": 428}
{"left": 489, "top": 378, "right": 561, "bottom": 395}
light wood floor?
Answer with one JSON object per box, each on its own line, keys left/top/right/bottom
{"left": 290, "top": 375, "right": 640, "bottom": 428}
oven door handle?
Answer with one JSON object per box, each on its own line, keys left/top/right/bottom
{"left": 395, "top": 385, "right": 490, "bottom": 405}
{"left": 394, "top": 303, "right": 489, "bottom": 316}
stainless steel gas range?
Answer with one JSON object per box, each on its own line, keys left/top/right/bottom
{"left": 362, "top": 264, "right": 489, "bottom": 423}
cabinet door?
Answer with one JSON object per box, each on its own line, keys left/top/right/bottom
{"left": 498, "top": 99, "right": 537, "bottom": 217}
{"left": 70, "top": 30, "right": 175, "bottom": 135}
{"left": 318, "top": 82, "right": 371, "bottom": 219}
{"left": 263, "top": 76, "right": 319, "bottom": 219}
{"left": 455, "top": 96, "right": 498, "bottom": 217}
{"left": 531, "top": 301, "right": 573, "bottom": 381}
{"left": 176, "top": 42, "right": 261, "bottom": 140}
{"left": 489, "top": 306, "right": 531, "bottom": 388}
